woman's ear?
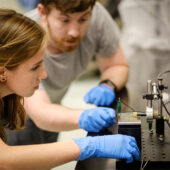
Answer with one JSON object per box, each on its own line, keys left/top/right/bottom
{"left": 0, "top": 67, "right": 7, "bottom": 83}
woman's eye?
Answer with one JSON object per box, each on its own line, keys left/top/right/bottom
{"left": 31, "top": 65, "right": 40, "bottom": 71}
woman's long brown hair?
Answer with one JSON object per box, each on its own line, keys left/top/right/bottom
{"left": 0, "top": 9, "right": 46, "bottom": 142}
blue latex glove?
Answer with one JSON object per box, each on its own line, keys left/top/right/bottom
{"left": 79, "top": 107, "right": 116, "bottom": 132}
{"left": 74, "top": 134, "right": 140, "bottom": 163}
{"left": 84, "top": 84, "right": 115, "bottom": 106}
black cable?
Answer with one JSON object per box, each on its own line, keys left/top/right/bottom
{"left": 154, "top": 85, "right": 170, "bottom": 129}
{"left": 156, "top": 86, "right": 170, "bottom": 116}
{"left": 162, "top": 100, "right": 170, "bottom": 117}
{"left": 118, "top": 99, "right": 136, "bottom": 112}
{"left": 157, "top": 70, "right": 170, "bottom": 79}
{"left": 165, "top": 119, "right": 170, "bottom": 128}
{"left": 122, "top": 111, "right": 145, "bottom": 114}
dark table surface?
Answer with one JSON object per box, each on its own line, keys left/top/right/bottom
{"left": 75, "top": 87, "right": 170, "bottom": 170}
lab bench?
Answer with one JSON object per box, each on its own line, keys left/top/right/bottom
{"left": 75, "top": 87, "right": 170, "bottom": 170}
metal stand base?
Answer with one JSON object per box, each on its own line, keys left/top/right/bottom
{"left": 116, "top": 116, "right": 170, "bottom": 170}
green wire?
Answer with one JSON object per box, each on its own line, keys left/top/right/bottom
{"left": 117, "top": 98, "right": 121, "bottom": 114}
{"left": 148, "top": 122, "right": 152, "bottom": 131}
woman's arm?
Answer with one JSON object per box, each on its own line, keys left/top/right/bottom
{"left": 0, "top": 134, "right": 140, "bottom": 169}
{"left": 24, "top": 89, "right": 82, "bottom": 132}
{"left": 0, "top": 139, "right": 80, "bottom": 170}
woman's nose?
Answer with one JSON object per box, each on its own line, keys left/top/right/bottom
{"left": 40, "top": 66, "right": 47, "bottom": 80}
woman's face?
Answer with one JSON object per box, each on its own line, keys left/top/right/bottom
{"left": 6, "top": 47, "right": 47, "bottom": 97}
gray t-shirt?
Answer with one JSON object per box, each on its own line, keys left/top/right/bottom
{"left": 26, "top": 2, "right": 120, "bottom": 103}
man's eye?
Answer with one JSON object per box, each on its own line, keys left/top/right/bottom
{"left": 31, "top": 65, "right": 40, "bottom": 71}
{"left": 80, "top": 18, "right": 87, "bottom": 22}
{"left": 61, "top": 19, "right": 69, "bottom": 23}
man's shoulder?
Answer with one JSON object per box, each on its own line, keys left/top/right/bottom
{"left": 86, "top": 2, "right": 115, "bottom": 39}
{"left": 91, "top": 2, "right": 109, "bottom": 19}
{"left": 93, "top": 2, "right": 106, "bottom": 12}
{"left": 89, "top": 2, "right": 113, "bottom": 30}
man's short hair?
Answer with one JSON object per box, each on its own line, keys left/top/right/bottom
{"left": 40, "top": 0, "right": 96, "bottom": 14}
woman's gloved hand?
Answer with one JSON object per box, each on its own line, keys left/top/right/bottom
{"left": 79, "top": 107, "right": 116, "bottom": 132}
{"left": 74, "top": 134, "right": 140, "bottom": 163}
{"left": 84, "top": 84, "right": 115, "bottom": 106}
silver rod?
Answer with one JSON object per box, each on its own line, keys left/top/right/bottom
{"left": 147, "top": 80, "right": 152, "bottom": 107}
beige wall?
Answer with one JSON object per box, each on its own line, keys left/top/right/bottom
{"left": 0, "top": 0, "right": 25, "bottom": 13}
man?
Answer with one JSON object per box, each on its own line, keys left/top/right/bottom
{"left": 7, "top": 0, "right": 129, "bottom": 145}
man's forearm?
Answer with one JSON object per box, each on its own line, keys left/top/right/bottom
{"left": 97, "top": 46, "right": 129, "bottom": 91}
{"left": 100, "top": 65, "right": 128, "bottom": 91}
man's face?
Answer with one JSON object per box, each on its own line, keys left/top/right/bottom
{"left": 42, "top": 7, "right": 92, "bottom": 53}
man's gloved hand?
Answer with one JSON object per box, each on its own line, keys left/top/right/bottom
{"left": 79, "top": 107, "right": 116, "bottom": 132}
{"left": 74, "top": 134, "right": 140, "bottom": 163}
{"left": 84, "top": 84, "right": 115, "bottom": 106}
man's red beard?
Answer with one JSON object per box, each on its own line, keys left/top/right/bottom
{"left": 57, "top": 36, "right": 81, "bottom": 52}
{"left": 47, "top": 22, "right": 81, "bottom": 52}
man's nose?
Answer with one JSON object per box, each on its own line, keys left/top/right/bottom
{"left": 68, "top": 24, "right": 80, "bottom": 37}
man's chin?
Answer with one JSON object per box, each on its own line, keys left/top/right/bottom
{"left": 60, "top": 44, "right": 78, "bottom": 52}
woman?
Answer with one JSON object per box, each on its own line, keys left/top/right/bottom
{"left": 0, "top": 9, "right": 139, "bottom": 169}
